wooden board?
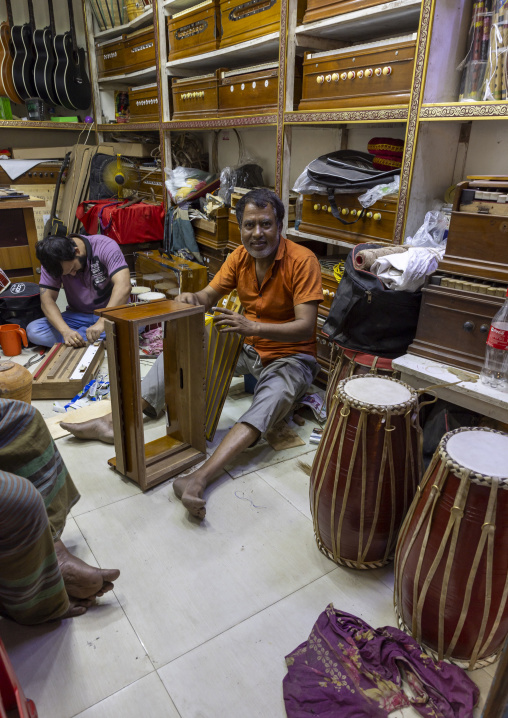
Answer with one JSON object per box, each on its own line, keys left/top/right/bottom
{"left": 46, "top": 400, "right": 112, "bottom": 440}
{"left": 167, "top": 0, "right": 221, "bottom": 62}
{"left": 134, "top": 251, "right": 208, "bottom": 294}
{"left": 302, "top": 0, "right": 393, "bottom": 24}
{"left": 32, "top": 342, "right": 105, "bottom": 399}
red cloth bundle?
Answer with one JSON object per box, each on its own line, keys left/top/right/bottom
{"left": 76, "top": 199, "right": 164, "bottom": 245}
{"left": 367, "top": 137, "right": 404, "bottom": 170}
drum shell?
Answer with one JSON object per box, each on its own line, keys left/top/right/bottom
{"left": 311, "top": 380, "right": 420, "bottom": 568}
{"left": 395, "top": 449, "right": 508, "bottom": 666}
{"left": 0, "top": 362, "right": 32, "bottom": 404}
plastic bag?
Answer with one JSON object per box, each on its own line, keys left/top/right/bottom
{"left": 292, "top": 167, "right": 330, "bottom": 196}
{"left": 404, "top": 210, "right": 450, "bottom": 249}
{"left": 218, "top": 161, "right": 264, "bottom": 206}
{"left": 370, "top": 246, "right": 444, "bottom": 292}
{"left": 165, "top": 167, "right": 218, "bottom": 204}
{"left": 358, "top": 175, "right": 400, "bottom": 208}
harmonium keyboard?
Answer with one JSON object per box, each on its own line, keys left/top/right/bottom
{"left": 32, "top": 342, "right": 105, "bottom": 399}
{"left": 219, "top": 0, "right": 281, "bottom": 48}
{"left": 134, "top": 251, "right": 208, "bottom": 296}
{"left": 302, "top": 0, "right": 393, "bottom": 24}
{"left": 128, "top": 83, "right": 159, "bottom": 122}
{"left": 125, "top": 27, "right": 157, "bottom": 73}
{"left": 299, "top": 34, "right": 417, "bottom": 111}
{"left": 299, "top": 192, "right": 398, "bottom": 245}
{"left": 167, "top": 0, "right": 221, "bottom": 61}
{"left": 96, "top": 36, "right": 126, "bottom": 79}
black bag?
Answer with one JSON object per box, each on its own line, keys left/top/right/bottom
{"left": 0, "top": 282, "right": 44, "bottom": 330}
{"left": 307, "top": 151, "right": 400, "bottom": 227}
{"left": 322, "top": 244, "right": 422, "bottom": 358}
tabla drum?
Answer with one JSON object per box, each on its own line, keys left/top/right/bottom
{"left": 130, "top": 286, "right": 150, "bottom": 303}
{"left": 394, "top": 427, "right": 508, "bottom": 670}
{"left": 325, "top": 345, "right": 400, "bottom": 413}
{"left": 310, "top": 375, "right": 422, "bottom": 569}
{"left": 139, "top": 292, "right": 166, "bottom": 330}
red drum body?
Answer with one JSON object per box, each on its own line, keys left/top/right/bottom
{"left": 394, "top": 427, "right": 508, "bottom": 670}
{"left": 310, "top": 375, "right": 421, "bottom": 569}
{"left": 325, "top": 345, "right": 400, "bottom": 413}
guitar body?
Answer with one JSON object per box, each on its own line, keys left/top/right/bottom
{"left": 11, "top": 23, "right": 36, "bottom": 100}
{"left": 33, "top": 26, "right": 58, "bottom": 105}
{"left": 54, "top": 32, "right": 91, "bottom": 111}
{"left": 0, "top": 21, "right": 22, "bottom": 103}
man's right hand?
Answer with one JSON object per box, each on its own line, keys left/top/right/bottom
{"left": 62, "top": 329, "right": 86, "bottom": 348}
{"left": 176, "top": 292, "right": 200, "bottom": 306}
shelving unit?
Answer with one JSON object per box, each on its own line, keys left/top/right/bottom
{"left": 93, "top": 6, "right": 154, "bottom": 40}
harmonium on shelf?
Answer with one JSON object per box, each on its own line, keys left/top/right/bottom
{"left": 172, "top": 70, "right": 222, "bottom": 120}
{"left": 219, "top": 0, "right": 281, "bottom": 48}
{"left": 134, "top": 250, "right": 208, "bottom": 296}
{"left": 409, "top": 179, "right": 508, "bottom": 373}
{"left": 302, "top": 0, "right": 391, "bottom": 24}
{"left": 167, "top": 0, "right": 220, "bottom": 61}
{"left": 299, "top": 192, "right": 398, "bottom": 244}
{"left": 96, "top": 36, "right": 126, "bottom": 79}
{"left": 32, "top": 342, "right": 105, "bottom": 399}
{"left": 192, "top": 206, "right": 229, "bottom": 249}
{"left": 299, "top": 34, "right": 417, "bottom": 111}
{"left": 138, "top": 167, "right": 164, "bottom": 202}
{"left": 219, "top": 62, "right": 295, "bottom": 115}
{"left": 125, "top": 26, "right": 156, "bottom": 73}
{"left": 0, "top": 162, "right": 61, "bottom": 185}
{"left": 128, "top": 83, "right": 159, "bottom": 122}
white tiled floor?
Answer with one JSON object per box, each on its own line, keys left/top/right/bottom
{"left": 0, "top": 364, "right": 497, "bottom": 717}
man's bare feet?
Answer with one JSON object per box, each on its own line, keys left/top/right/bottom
{"left": 54, "top": 540, "right": 120, "bottom": 600}
{"left": 60, "top": 414, "right": 114, "bottom": 444}
{"left": 173, "top": 473, "right": 208, "bottom": 520}
{"left": 172, "top": 475, "right": 188, "bottom": 500}
{"left": 59, "top": 597, "right": 94, "bottom": 619}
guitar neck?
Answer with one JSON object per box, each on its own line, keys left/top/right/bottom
{"left": 48, "top": 0, "right": 56, "bottom": 35}
{"left": 5, "top": 0, "right": 14, "bottom": 27}
{"left": 66, "top": 0, "right": 77, "bottom": 49}
{"left": 27, "top": 0, "right": 35, "bottom": 29}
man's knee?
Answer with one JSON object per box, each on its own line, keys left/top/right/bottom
{"left": 0, "top": 472, "right": 48, "bottom": 543}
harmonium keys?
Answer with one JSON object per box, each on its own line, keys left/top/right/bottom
{"left": 128, "top": 83, "right": 159, "bottom": 122}
{"left": 299, "top": 193, "right": 398, "bottom": 245}
{"left": 299, "top": 33, "right": 417, "bottom": 111}
{"left": 125, "top": 27, "right": 156, "bottom": 73}
{"left": 96, "top": 36, "right": 126, "bottom": 79}
{"left": 219, "top": 63, "right": 279, "bottom": 115}
{"left": 167, "top": 0, "right": 221, "bottom": 61}
{"left": 219, "top": 0, "right": 280, "bottom": 48}
{"left": 171, "top": 71, "right": 222, "bottom": 119}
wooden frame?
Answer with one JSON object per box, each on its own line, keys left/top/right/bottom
{"left": 99, "top": 299, "right": 206, "bottom": 491}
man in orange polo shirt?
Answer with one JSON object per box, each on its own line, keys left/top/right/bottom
{"left": 62, "top": 189, "right": 323, "bottom": 520}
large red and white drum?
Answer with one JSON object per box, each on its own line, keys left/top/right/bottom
{"left": 310, "top": 374, "right": 422, "bottom": 569}
{"left": 394, "top": 427, "right": 508, "bottom": 670}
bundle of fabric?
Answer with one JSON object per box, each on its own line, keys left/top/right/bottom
{"left": 353, "top": 245, "right": 408, "bottom": 271}
{"left": 283, "top": 605, "right": 479, "bottom": 718}
{"left": 367, "top": 137, "right": 405, "bottom": 170}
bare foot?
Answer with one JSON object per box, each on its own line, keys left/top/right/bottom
{"left": 59, "top": 597, "right": 94, "bottom": 620}
{"left": 181, "top": 475, "right": 208, "bottom": 520}
{"left": 60, "top": 414, "right": 114, "bottom": 444}
{"left": 54, "top": 540, "right": 120, "bottom": 600}
{"left": 172, "top": 475, "right": 189, "bottom": 500}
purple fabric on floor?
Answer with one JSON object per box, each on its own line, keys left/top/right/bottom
{"left": 283, "top": 605, "right": 479, "bottom": 718}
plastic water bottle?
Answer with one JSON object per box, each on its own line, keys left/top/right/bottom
{"left": 480, "top": 288, "right": 508, "bottom": 391}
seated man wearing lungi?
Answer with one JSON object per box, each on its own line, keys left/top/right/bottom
{"left": 62, "top": 189, "right": 324, "bottom": 520}
{"left": 0, "top": 399, "right": 120, "bottom": 624}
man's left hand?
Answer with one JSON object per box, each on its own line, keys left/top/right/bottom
{"left": 86, "top": 319, "right": 105, "bottom": 343}
{"left": 212, "top": 307, "right": 256, "bottom": 337}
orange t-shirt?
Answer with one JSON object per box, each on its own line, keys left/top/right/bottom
{"left": 210, "top": 235, "right": 324, "bottom": 365}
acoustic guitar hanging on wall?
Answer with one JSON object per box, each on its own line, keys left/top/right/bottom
{"left": 33, "top": 0, "right": 59, "bottom": 106}
{"left": 11, "top": 0, "right": 37, "bottom": 101}
{"left": 54, "top": 0, "right": 92, "bottom": 111}
{"left": 0, "top": 0, "right": 22, "bottom": 103}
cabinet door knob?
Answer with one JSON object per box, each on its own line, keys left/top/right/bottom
{"left": 463, "top": 321, "right": 475, "bottom": 332}
{"left": 480, "top": 324, "right": 490, "bottom": 333}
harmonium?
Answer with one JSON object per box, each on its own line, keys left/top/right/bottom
{"left": 167, "top": 0, "right": 221, "bottom": 61}
{"left": 134, "top": 250, "right": 208, "bottom": 297}
{"left": 298, "top": 191, "right": 398, "bottom": 245}
{"left": 219, "top": 62, "right": 295, "bottom": 115}
{"left": 198, "top": 245, "right": 230, "bottom": 281}
{"left": 0, "top": 161, "right": 61, "bottom": 186}
{"left": 409, "top": 179, "right": 508, "bottom": 373}
{"left": 96, "top": 36, "right": 126, "bottom": 79}
{"left": 302, "top": 0, "right": 392, "bottom": 24}
{"left": 31, "top": 342, "right": 105, "bottom": 399}
{"left": 298, "top": 34, "right": 417, "bottom": 111}
{"left": 171, "top": 70, "right": 222, "bottom": 120}
{"left": 192, "top": 206, "right": 229, "bottom": 249}
{"left": 128, "top": 83, "right": 159, "bottom": 122}
{"left": 219, "top": 0, "right": 280, "bottom": 48}
{"left": 125, "top": 26, "right": 156, "bottom": 73}
{"left": 138, "top": 166, "right": 164, "bottom": 202}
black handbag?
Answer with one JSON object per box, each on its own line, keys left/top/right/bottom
{"left": 0, "top": 282, "right": 44, "bottom": 330}
{"left": 307, "top": 150, "right": 400, "bottom": 226}
{"left": 322, "top": 244, "right": 422, "bottom": 359}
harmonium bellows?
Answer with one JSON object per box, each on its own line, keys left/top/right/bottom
{"left": 167, "top": 0, "right": 220, "bottom": 61}
{"left": 96, "top": 36, "right": 127, "bottom": 79}
{"left": 299, "top": 34, "right": 417, "bottom": 111}
{"left": 219, "top": 0, "right": 280, "bottom": 48}
{"left": 128, "top": 83, "right": 159, "bottom": 122}
{"left": 171, "top": 71, "right": 222, "bottom": 120}
{"left": 31, "top": 342, "right": 105, "bottom": 399}
{"left": 299, "top": 192, "right": 398, "bottom": 245}
{"left": 125, "top": 26, "right": 156, "bottom": 73}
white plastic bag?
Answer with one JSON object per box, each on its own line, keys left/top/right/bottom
{"left": 370, "top": 246, "right": 445, "bottom": 292}
{"left": 404, "top": 210, "right": 449, "bottom": 248}
{"left": 358, "top": 175, "right": 400, "bottom": 208}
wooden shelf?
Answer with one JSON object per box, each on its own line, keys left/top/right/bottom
{"left": 98, "top": 66, "right": 158, "bottom": 87}
{"left": 420, "top": 102, "right": 508, "bottom": 120}
{"left": 295, "top": 0, "right": 421, "bottom": 44}
{"left": 162, "top": 115, "right": 277, "bottom": 130}
{"left": 288, "top": 227, "right": 357, "bottom": 249}
{"left": 166, "top": 33, "right": 280, "bottom": 76}
{"left": 0, "top": 120, "right": 89, "bottom": 130}
{"left": 94, "top": 7, "right": 154, "bottom": 41}
{"left": 98, "top": 122, "right": 160, "bottom": 132}
{"left": 284, "top": 107, "right": 409, "bottom": 124}
{"left": 163, "top": 0, "right": 203, "bottom": 14}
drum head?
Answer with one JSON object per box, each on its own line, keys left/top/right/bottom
{"left": 343, "top": 376, "right": 411, "bottom": 407}
{"left": 139, "top": 292, "right": 166, "bottom": 302}
{"left": 446, "top": 430, "right": 508, "bottom": 479}
{"left": 131, "top": 286, "right": 150, "bottom": 295}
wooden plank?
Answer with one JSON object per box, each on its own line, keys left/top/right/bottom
{"left": 105, "top": 320, "right": 126, "bottom": 476}
{"left": 45, "top": 400, "right": 112, "bottom": 440}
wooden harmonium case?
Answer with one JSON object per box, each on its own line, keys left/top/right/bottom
{"left": 192, "top": 207, "right": 229, "bottom": 249}
{"left": 408, "top": 276, "right": 507, "bottom": 373}
{"left": 440, "top": 180, "right": 508, "bottom": 283}
{"left": 317, "top": 255, "right": 344, "bottom": 316}
{"left": 138, "top": 166, "right": 164, "bottom": 202}
{"left": 96, "top": 36, "right": 126, "bottom": 79}
{"left": 219, "top": 63, "right": 281, "bottom": 115}
{"left": 128, "top": 83, "right": 159, "bottom": 122}
{"left": 134, "top": 250, "right": 208, "bottom": 296}
{"left": 228, "top": 206, "right": 242, "bottom": 250}
{"left": 167, "top": 0, "right": 220, "bottom": 62}
{"left": 125, "top": 27, "right": 156, "bottom": 73}
{"left": 303, "top": 0, "right": 392, "bottom": 25}
{"left": 197, "top": 244, "right": 230, "bottom": 280}
{"left": 299, "top": 34, "right": 417, "bottom": 111}
{"left": 299, "top": 192, "right": 398, "bottom": 245}
{"left": 171, "top": 70, "right": 222, "bottom": 120}
{"left": 31, "top": 342, "right": 105, "bottom": 399}
{"left": 0, "top": 162, "right": 60, "bottom": 186}
{"left": 220, "top": 0, "right": 280, "bottom": 48}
